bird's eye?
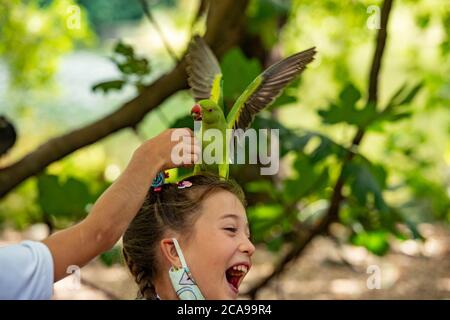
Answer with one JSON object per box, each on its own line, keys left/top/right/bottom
{"left": 208, "top": 108, "right": 212, "bottom": 112}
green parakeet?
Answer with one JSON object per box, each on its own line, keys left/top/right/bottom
{"left": 187, "top": 36, "right": 316, "bottom": 179}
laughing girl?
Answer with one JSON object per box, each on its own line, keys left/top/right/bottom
{"left": 122, "top": 173, "right": 255, "bottom": 300}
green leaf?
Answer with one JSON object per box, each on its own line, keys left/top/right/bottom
{"left": 319, "top": 83, "right": 378, "bottom": 128}
{"left": 248, "top": 203, "right": 284, "bottom": 221}
{"left": 389, "top": 112, "right": 413, "bottom": 121}
{"left": 248, "top": 204, "right": 284, "bottom": 240}
{"left": 247, "top": 0, "right": 291, "bottom": 49}
{"left": 318, "top": 102, "right": 343, "bottom": 125}
{"left": 415, "top": 13, "right": 431, "bottom": 29}
{"left": 384, "top": 82, "right": 423, "bottom": 110}
{"left": 220, "top": 48, "right": 262, "bottom": 103}
{"left": 283, "top": 153, "right": 329, "bottom": 203}
{"left": 252, "top": 115, "right": 313, "bottom": 157}
{"left": 92, "top": 41, "right": 152, "bottom": 94}
{"left": 176, "top": 167, "right": 194, "bottom": 180}
{"left": 111, "top": 41, "right": 151, "bottom": 79}
{"left": 100, "top": 246, "right": 122, "bottom": 267}
{"left": 92, "top": 79, "right": 126, "bottom": 93}
{"left": 37, "top": 174, "right": 93, "bottom": 219}
{"left": 441, "top": 39, "right": 450, "bottom": 56}
{"left": 309, "top": 136, "right": 345, "bottom": 163}
{"left": 369, "top": 82, "right": 422, "bottom": 127}
{"left": 396, "top": 82, "right": 423, "bottom": 106}
{"left": 114, "top": 41, "right": 134, "bottom": 57}
{"left": 266, "top": 235, "right": 284, "bottom": 252}
{"left": 116, "top": 58, "right": 150, "bottom": 76}
{"left": 169, "top": 114, "right": 194, "bottom": 130}
{"left": 351, "top": 230, "right": 390, "bottom": 256}
{"left": 269, "top": 92, "right": 297, "bottom": 109}
{"left": 339, "top": 83, "right": 361, "bottom": 106}
{"left": 245, "top": 179, "right": 277, "bottom": 199}
{"left": 385, "top": 83, "right": 409, "bottom": 108}
{"left": 342, "top": 160, "right": 388, "bottom": 212}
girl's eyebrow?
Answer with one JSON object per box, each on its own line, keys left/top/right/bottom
{"left": 220, "top": 213, "right": 246, "bottom": 224}
{"left": 220, "top": 213, "right": 239, "bottom": 220}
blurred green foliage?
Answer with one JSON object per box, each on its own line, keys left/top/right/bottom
{"left": 0, "top": 0, "right": 448, "bottom": 263}
{"left": 100, "top": 245, "right": 123, "bottom": 266}
{"left": 37, "top": 174, "right": 94, "bottom": 221}
{"left": 76, "top": 0, "right": 144, "bottom": 27}
{"left": 38, "top": 0, "right": 177, "bottom": 28}
{"left": 0, "top": 0, "right": 94, "bottom": 89}
{"left": 92, "top": 41, "right": 152, "bottom": 93}
{"left": 246, "top": 0, "right": 290, "bottom": 49}
{"left": 221, "top": 48, "right": 262, "bottom": 106}
{"left": 76, "top": 0, "right": 177, "bottom": 29}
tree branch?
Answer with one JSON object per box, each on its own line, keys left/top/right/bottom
{"left": 368, "top": 0, "right": 393, "bottom": 104}
{"left": 243, "top": 0, "right": 394, "bottom": 299}
{"left": 190, "top": 0, "right": 209, "bottom": 32}
{"left": 0, "top": 0, "right": 250, "bottom": 198}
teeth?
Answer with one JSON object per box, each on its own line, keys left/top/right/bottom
{"left": 231, "top": 265, "right": 248, "bottom": 274}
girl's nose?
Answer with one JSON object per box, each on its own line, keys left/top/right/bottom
{"left": 240, "top": 237, "right": 256, "bottom": 256}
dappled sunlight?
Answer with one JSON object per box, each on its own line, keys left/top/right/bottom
{"left": 0, "top": 0, "right": 448, "bottom": 300}
{"left": 0, "top": 221, "right": 448, "bottom": 299}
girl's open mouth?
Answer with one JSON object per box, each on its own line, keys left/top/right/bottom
{"left": 225, "top": 263, "right": 250, "bottom": 293}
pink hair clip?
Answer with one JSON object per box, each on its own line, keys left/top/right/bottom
{"left": 177, "top": 180, "right": 193, "bottom": 189}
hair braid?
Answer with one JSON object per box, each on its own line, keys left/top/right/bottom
{"left": 123, "top": 248, "right": 157, "bottom": 300}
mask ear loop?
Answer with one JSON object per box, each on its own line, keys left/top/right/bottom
{"left": 172, "top": 238, "right": 189, "bottom": 270}
{"left": 168, "top": 238, "right": 205, "bottom": 300}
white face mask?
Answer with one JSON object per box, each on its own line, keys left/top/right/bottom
{"left": 168, "top": 238, "right": 205, "bottom": 300}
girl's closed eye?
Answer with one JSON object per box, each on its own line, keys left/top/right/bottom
{"left": 223, "top": 227, "right": 238, "bottom": 233}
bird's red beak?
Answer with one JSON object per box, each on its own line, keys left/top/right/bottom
{"left": 191, "top": 104, "right": 202, "bottom": 121}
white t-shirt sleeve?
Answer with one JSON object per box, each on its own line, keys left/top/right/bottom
{"left": 0, "top": 240, "right": 54, "bottom": 300}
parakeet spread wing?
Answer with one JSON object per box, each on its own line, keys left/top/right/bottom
{"left": 186, "top": 36, "right": 223, "bottom": 106}
{"left": 226, "top": 47, "right": 317, "bottom": 131}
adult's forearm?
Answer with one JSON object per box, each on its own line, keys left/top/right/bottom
{"left": 86, "top": 149, "right": 163, "bottom": 248}
{"left": 43, "top": 148, "right": 163, "bottom": 282}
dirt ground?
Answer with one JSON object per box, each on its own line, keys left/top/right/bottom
{"left": 1, "top": 223, "right": 449, "bottom": 300}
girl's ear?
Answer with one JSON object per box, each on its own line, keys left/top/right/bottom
{"left": 160, "top": 238, "right": 181, "bottom": 268}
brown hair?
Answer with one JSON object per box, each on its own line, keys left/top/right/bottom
{"left": 122, "top": 172, "right": 246, "bottom": 300}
